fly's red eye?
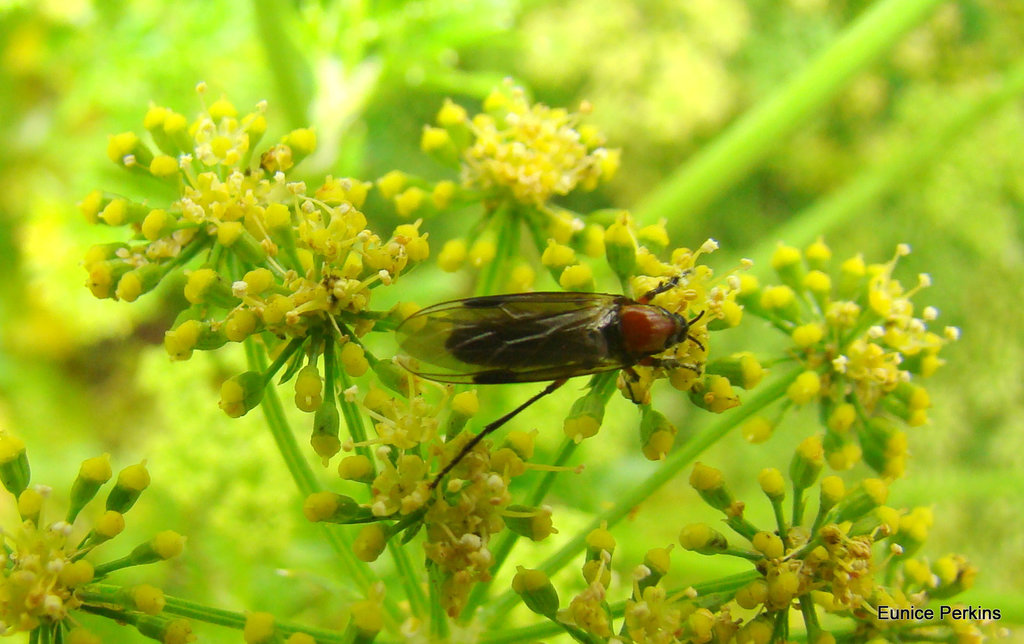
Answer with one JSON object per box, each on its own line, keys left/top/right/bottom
{"left": 619, "top": 305, "right": 681, "bottom": 357}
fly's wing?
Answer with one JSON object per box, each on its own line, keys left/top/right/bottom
{"left": 396, "top": 292, "right": 627, "bottom": 384}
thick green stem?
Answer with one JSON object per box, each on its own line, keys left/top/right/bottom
{"left": 482, "top": 369, "right": 802, "bottom": 625}
{"left": 250, "top": 0, "right": 314, "bottom": 129}
{"left": 243, "top": 340, "right": 402, "bottom": 627}
{"left": 635, "top": 0, "right": 946, "bottom": 223}
{"left": 739, "top": 53, "right": 1024, "bottom": 272}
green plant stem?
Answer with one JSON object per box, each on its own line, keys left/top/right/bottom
{"left": 738, "top": 53, "right": 1024, "bottom": 273}
{"left": 243, "top": 340, "right": 403, "bottom": 627}
{"left": 476, "top": 205, "right": 520, "bottom": 295}
{"left": 145, "top": 587, "right": 347, "bottom": 642}
{"left": 387, "top": 538, "right": 428, "bottom": 618}
{"left": 482, "top": 369, "right": 802, "bottom": 626}
{"left": 251, "top": 0, "right": 314, "bottom": 129}
{"left": 634, "top": 0, "right": 945, "bottom": 224}
{"left": 427, "top": 561, "right": 452, "bottom": 641}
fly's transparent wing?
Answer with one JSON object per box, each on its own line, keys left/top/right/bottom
{"left": 396, "top": 292, "right": 628, "bottom": 384}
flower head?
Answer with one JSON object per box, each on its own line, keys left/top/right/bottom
{"left": 741, "top": 240, "right": 958, "bottom": 475}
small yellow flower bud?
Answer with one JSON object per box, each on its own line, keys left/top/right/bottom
{"left": 451, "top": 391, "right": 479, "bottom": 416}
{"left": 820, "top": 475, "right": 845, "bottom": 510}
{"left": 341, "top": 342, "right": 369, "bottom": 377}
{"left": 767, "top": 570, "right": 800, "bottom": 608}
{"left": 17, "top": 487, "right": 43, "bottom": 523}
{"left": 432, "top": 180, "right": 457, "bottom": 209}
{"left": 131, "top": 584, "right": 166, "bottom": 615}
{"left": 751, "top": 532, "right": 784, "bottom": 558}
{"left": 141, "top": 208, "right": 174, "bottom": 240}
{"left": 541, "top": 239, "right": 576, "bottom": 268}
{"left": 742, "top": 416, "right": 774, "bottom": 443}
{"left": 353, "top": 524, "right": 388, "bottom": 562}
{"left": 244, "top": 611, "right": 276, "bottom": 643}
{"left": 106, "top": 462, "right": 151, "bottom": 513}
{"left": 758, "top": 468, "right": 785, "bottom": 500}
{"left": 512, "top": 566, "right": 560, "bottom": 618}
{"left": 689, "top": 375, "right": 740, "bottom": 413}
{"left": 585, "top": 527, "right": 616, "bottom": 559}
{"left": 420, "top": 126, "right": 451, "bottom": 152}
{"left": 790, "top": 435, "right": 824, "bottom": 490}
{"left": 394, "top": 187, "right": 425, "bottom": 217}
{"left": 827, "top": 403, "right": 857, "bottom": 432}
{"left": 208, "top": 97, "right": 238, "bottom": 121}
{"left": 225, "top": 309, "right": 259, "bottom": 342}
{"left": 503, "top": 504, "right": 556, "bottom": 541}
{"left": 94, "top": 510, "right": 126, "bottom": 539}
{"left": 805, "top": 237, "right": 832, "bottom": 269}
{"left": 338, "top": 455, "right": 374, "bottom": 483}
{"left": 283, "top": 128, "right": 317, "bottom": 157}
{"left": 468, "top": 237, "right": 497, "bottom": 267}
{"left": 438, "top": 239, "right": 467, "bottom": 272}
{"left": 376, "top": 170, "right": 407, "bottom": 200}
{"left": 559, "top": 263, "right": 594, "bottom": 291}
{"left": 263, "top": 203, "right": 292, "bottom": 230}
{"left": 152, "top": 530, "right": 187, "bottom": 559}
{"left": 640, "top": 406, "right": 676, "bottom": 461}
{"left": 771, "top": 243, "right": 805, "bottom": 291}
{"left": 735, "top": 579, "right": 768, "bottom": 609}
{"left": 804, "top": 269, "right": 831, "bottom": 297}
{"left": 787, "top": 370, "right": 821, "bottom": 404}
{"left": 437, "top": 98, "right": 468, "bottom": 126}
{"left": 838, "top": 254, "right": 866, "bottom": 299}
{"left": 679, "top": 523, "right": 728, "bottom": 554}
{"left": 58, "top": 560, "right": 95, "bottom": 589}
{"left": 604, "top": 216, "right": 637, "bottom": 281}
{"left": 760, "top": 285, "right": 800, "bottom": 321}
{"left": 792, "top": 323, "right": 823, "bottom": 348}
{"left": 149, "top": 154, "right": 179, "bottom": 178}
{"left": 294, "top": 364, "right": 323, "bottom": 413}
{"left": 68, "top": 627, "right": 102, "bottom": 644}
{"left": 219, "top": 371, "right": 266, "bottom": 418}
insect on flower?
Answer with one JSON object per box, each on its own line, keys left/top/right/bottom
{"left": 397, "top": 279, "right": 705, "bottom": 487}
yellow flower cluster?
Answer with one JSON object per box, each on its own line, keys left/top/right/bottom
{"left": 0, "top": 437, "right": 189, "bottom": 642}
{"left": 315, "top": 387, "right": 546, "bottom": 617}
{"left": 81, "top": 88, "right": 430, "bottom": 444}
{"left": 669, "top": 460, "right": 987, "bottom": 643}
{"left": 455, "top": 81, "right": 620, "bottom": 206}
{"left": 739, "top": 240, "right": 958, "bottom": 475}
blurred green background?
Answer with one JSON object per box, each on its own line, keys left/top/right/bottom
{"left": 1, "top": 0, "right": 1022, "bottom": 641}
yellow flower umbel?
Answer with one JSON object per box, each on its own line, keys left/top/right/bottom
{"left": 458, "top": 81, "right": 619, "bottom": 206}
{"left": 0, "top": 436, "right": 189, "bottom": 642}
{"left": 739, "top": 240, "right": 958, "bottom": 476}
{"left": 304, "top": 385, "right": 548, "bottom": 618}
{"left": 665, "top": 461, "right": 988, "bottom": 643}
{"left": 82, "top": 86, "right": 429, "bottom": 455}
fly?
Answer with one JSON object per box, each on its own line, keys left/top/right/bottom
{"left": 396, "top": 279, "right": 705, "bottom": 488}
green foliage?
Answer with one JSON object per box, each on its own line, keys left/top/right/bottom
{"left": 2, "top": 0, "right": 1023, "bottom": 641}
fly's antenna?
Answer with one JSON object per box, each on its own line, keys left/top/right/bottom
{"left": 429, "top": 378, "right": 567, "bottom": 490}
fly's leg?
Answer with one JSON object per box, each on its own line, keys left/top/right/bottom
{"left": 621, "top": 366, "right": 644, "bottom": 404}
{"left": 647, "top": 357, "right": 703, "bottom": 375}
{"left": 638, "top": 276, "right": 680, "bottom": 304}
{"left": 430, "top": 378, "right": 568, "bottom": 490}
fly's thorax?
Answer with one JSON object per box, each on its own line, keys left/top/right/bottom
{"left": 617, "top": 304, "right": 689, "bottom": 359}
